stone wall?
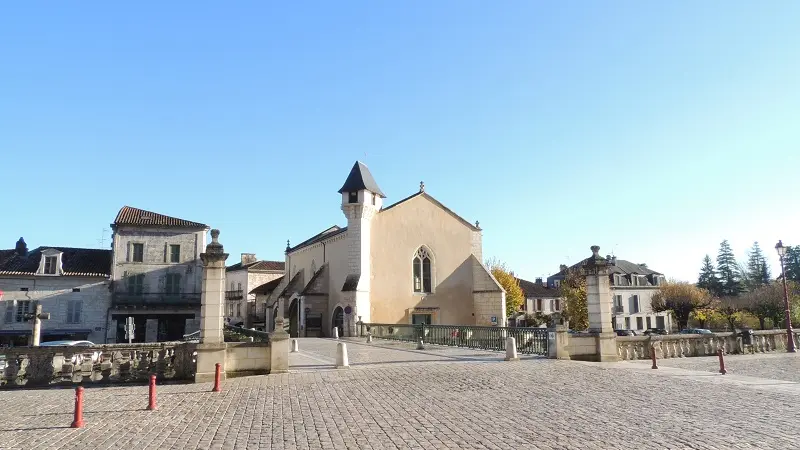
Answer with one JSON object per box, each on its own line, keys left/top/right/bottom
{"left": 617, "top": 330, "right": 800, "bottom": 360}
{"left": 471, "top": 255, "right": 506, "bottom": 326}
{"left": 0, "top": 342, "right": 197, "bottom": 388}
{"left": 0, "top": 276, "right": 111, "bottom": 343}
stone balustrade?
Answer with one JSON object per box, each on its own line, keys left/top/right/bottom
{"left": 617, "top": 330, "right": 800, "bottom": 361}
{"left": 0, "top": 342, "right": 197, "bottom": 388}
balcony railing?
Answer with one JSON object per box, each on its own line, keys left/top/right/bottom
{"left": 112, "top": 292, "right": 201, "bottom": 306}
{"left": 225, "top": 289, "right": 243, "bottom": 300}
{"left": 613, "top": 305, "right": 625, "bottom": 314}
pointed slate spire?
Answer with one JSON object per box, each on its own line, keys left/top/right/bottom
{"left": 337, "top": 161, "right": 386, "bottom": 198}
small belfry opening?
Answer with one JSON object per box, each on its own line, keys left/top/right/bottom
{"left": 413, "top": 247, "right": 433, "bottom": 293}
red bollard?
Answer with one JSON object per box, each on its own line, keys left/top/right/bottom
{"left": 718, "top": 348, "right": 727, "bottom": 375}
{"left": 212, "top": 362, "right": 222, "bottom": 392}
{"left": 651, "top": 345, "right": 658, "bottom": 369}
{"left": 147, "top": 374, "right": 157, "bottom": 410}
{"left": 71, "top": 386, "right": 85, "bottom": 428}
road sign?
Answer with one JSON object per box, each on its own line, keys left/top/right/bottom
{"left": 491, "top": 316, "right": 497, "bottom": 324}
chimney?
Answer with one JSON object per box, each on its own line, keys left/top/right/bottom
{"left": 535, "top": 277, "right": 543, "bottom": 285}
{"left": 15, "top": 237, "right": 27, "bottom": 256}
{"left": 559, "top": 264, "right": 567, "bottom": 272}
{"left": 241, "top": 253, "right": 257, "bottom": 265}
{"left": 611, "top": 256, "right": 617, "bottom": 265}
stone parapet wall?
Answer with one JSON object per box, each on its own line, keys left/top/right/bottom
{"left": 617, "top": 330, "right": 800, "bottom": 361}
{"left": 0, "top": 342, "right": 197, "bottom": 388}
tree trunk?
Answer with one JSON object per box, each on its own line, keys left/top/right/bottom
{"left": 758, "top": 317, "right": 765, "bottom": 330}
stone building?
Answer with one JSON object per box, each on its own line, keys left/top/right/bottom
{"left": 108, "top": 206, "right": 209, "bottom": 343}
{"left": 264, "top": 161, "right": 505, "bottom": 337}
{"left": 224, "top": 254, "right": 284, "bottom": 328}
{"left": 0, "top": 238, "right": 112, "bottom": 345}
{"left": 547, "top": 256, "right": 672, "bottom": 332}
{"left": 512, "top": 277, "right": 562, "bottom": 326}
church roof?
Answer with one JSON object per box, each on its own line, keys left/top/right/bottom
{"left": 287, "top": 226, "right": 346, "bottom": 253}
{"left": 113, "top": 206, "right": 208, "bottom": 229}
{"left": 250, "top": 276, "right": 284, "bottom": 295}
{"left": 301, "top": 264, "right": 328, "bottom": 296}
{"left": 337, "top": 161, "right": 386, "bottom": 198}
{"left": 381, "top": 191, "right": 481, "bottom": 231}
{"left": 278, "top": 270, "right": 305, "bottom": 298}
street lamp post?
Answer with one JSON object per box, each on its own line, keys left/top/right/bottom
{"left": 775, "top": 240, "right": 796, "bottom": 353}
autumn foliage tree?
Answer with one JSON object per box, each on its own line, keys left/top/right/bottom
{"left": 651, "top": 281, "right": 713, "bottom": 330}
{"left": 561, "top": 269, "right": 588, "bottom": 330}
{"left": 485, "top": 258, "right": 524, "bottom": 319}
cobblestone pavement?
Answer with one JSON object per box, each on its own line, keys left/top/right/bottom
{"left": 634, "top": 351, "right": 800, "bottom": 383}
{"left": 2, "top": 339, "right": 800, "bottom": 449}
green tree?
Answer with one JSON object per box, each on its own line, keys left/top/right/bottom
{"left": 738, "top": 283, "right": 785, "bottom": 330}
{"left": 560, "top": 269, "right": 588, "bottom": 330}
{"left": 651, "top": 281, "right": 713, "bottom": 330}
{"left": 783, "top": 246, "right": 800, "bottom": 282}
{"left": 744, "top": 241, "right": 770, "bottom": 289}
{"left": 697, "top": 255, "right": 722, "bottom": 296}
{"left": 716, "top": 240, "right": 743, "bottom": 296}
{"left": 485, "top": 258, "right": 524, "bottom": 318}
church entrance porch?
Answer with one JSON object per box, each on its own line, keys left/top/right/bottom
{"left": 332, "top": 306, "right": 344, "bottom": 338}
{"left": 289, "top": 298, "right": 301, "bottom": 337}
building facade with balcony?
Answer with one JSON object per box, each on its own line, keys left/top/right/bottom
{"left": 108, "top": 206, "right": 209, "bottom": 343}
{"left": 0, "top": 238, "right": 112, "bottom": 345}
{"left": 224, "top": 254, "right": 284, "bottom": 328}
{"left": 547, "top": 256, "right": 673, "bottom": 332}
{"left": 512, "top": 277, "right": 562, "bottom": 326}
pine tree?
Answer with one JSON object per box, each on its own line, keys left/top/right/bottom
{"left": 716, "top": 240, "right": 743, "bottom": 296}
{"left": 697, "top": 255, "right": 722, "bottom": 296}
{"left": 745, "top": 241, "right": 770, "bottom": 289}
{"left": 783, "top": 246, "right": 800, "bottom": 282}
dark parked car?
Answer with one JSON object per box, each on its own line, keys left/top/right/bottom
{"left": 614, "top": 329, "right": 635, "bottom": 337}
{"left": 680, "top": 328, "right": 713, "bottom": 335}
{"left": 643, "top": 328, "right": 668, "bottom": 336}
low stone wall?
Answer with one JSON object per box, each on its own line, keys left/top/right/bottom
{"left": 566, "top": 334, "right": 597, "bottom": 360}
{"left": 225, "top": 343, "right": 271, "bottom": 377}
{"left": 0, "top": 342, "right": 198, "bottom": 388}
{"left": 617, "top": 330, "right": 800, "bottom": 361}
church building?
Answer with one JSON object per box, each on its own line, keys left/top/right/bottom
{"left": 265, "top": 161, "right": 506, "bottom": 337}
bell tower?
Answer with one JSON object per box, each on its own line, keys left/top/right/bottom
{"left": 338, "top": 161, "right": 385, "bottom": 328}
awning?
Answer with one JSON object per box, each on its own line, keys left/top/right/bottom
{"left": 42, "top": 329, "right": 92, "bottom": 336}
{"left": 0, "top": 330, "right": 31, "bottom": 336}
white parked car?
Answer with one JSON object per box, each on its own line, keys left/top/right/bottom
{"left": 40, "top": 340, "right": 101, "bottom": 365}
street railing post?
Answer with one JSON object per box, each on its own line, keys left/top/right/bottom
{"left": 71, "top": 386, "right": 85, "bottom": 428}
{"left": 651, "top": 345, "right": 658, "bottom": 369}
{"left": 147, "top": 374, "right": 157, "bottom": 410}
{"left": 212, "top": 362, "right": 222, "bottom": 392}
{"left": 718, "top": 347, "right": 727, "bottom": 375}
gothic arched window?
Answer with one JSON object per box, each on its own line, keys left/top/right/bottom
{"left": 413, "top": 247, "right": 433, "bottom": 293}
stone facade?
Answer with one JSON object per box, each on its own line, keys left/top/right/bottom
{"left": 108, "top": 207, "right": 209, "bottom": 343}
{"left": 224, "top": 255, "right": 284, "bottom": 328}
{"left": 269, "top": 162, "right": 505, "bottom": 337}
{"left": 0, "top": 276, "right": 111, "bottom": 344}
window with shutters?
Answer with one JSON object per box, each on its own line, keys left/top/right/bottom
{"left": 15, "top": 300, "right": 32, "bottom": 322}
{"left": 44, "top": 256, "right": 58, "bottom": 274}
{"left": 66, "top": 300, "right": 82, "bottom": 323}
{"left": 166, "top": 273, "right": 181, "bottom": 295}
{"left": 170, "top": 245, "right": 180, "bottom": 263}
{"left": 4, "top": 302, "right": 13, "bottom": 323}
{"left": 632, "top": 295, "right": 640, "bottom": 314}
{"left": 412, "top": 247, "right": 433, "bottom": 293}
{"left": 127, "top": 274, "right": 144, "bottom": 295}
{"left": 131, "top": 243, "right": 144, "bottom": 262}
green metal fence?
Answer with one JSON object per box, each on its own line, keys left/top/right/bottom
{"left": 358, "top": 322, "right": 548, "bottom": 356}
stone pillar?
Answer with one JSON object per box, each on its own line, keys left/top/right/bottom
{"left": 195, "top": 229, "right": 229, "bottom": 383}
{"left": 32, "top": 304, "right": 43, "bottom": 346}
{"left": 270, "top": 315, "right": 290, "bottom": 374}
{"left": 547, "top": 322, "right": 571, "bottom": 360}
{"left": 582, "top": 245, "right": 618, "bottom": 362}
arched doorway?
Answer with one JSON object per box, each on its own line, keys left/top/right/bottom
{"left": 289, "top": 298, "right": 301, "bottom": 337}
{"left": 332, "top": 306, "right": 344, "bottom": 338}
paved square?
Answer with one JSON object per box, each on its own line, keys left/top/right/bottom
{"left": 1, "top": 338, "right": 799, "bottom": 449}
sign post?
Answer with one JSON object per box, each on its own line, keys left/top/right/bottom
{"left": 23, "top": 303, "right": 51, "bottom": 346}
{"left": 125, "top": 316, "right": 136, "bottom": 344}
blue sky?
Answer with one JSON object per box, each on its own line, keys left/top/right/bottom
{"left": 1, "top": 2, "right": 798, "bottom": 282}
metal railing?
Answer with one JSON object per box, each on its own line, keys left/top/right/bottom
{"left": 225, "top": 289, "right": 244, "bottom": 300}
{"left": 112, "top": 292, "right": 201, "bottom": 306}
{"left": 358, "top": 322, "right": 548, "bottom": 355}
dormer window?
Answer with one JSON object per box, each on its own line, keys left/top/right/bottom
{"left": 44, "top": 256, "right": 57, "bottom": 274}
{"left": 37, "top": 249, "right": 63, "bottom": 276}
{"left": 348, "top": 192, "right": 358, "bottom": 204}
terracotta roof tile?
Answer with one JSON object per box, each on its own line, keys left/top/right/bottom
{"left": 250, "top": 276, "right": 285, "bottom": 295}
{"left": 0, "top": 247, "right": 111, "bottom": 277}
{"left": 227, "top": 260, "right": 285, "bottom": 272}
{"left": 113, "top": 206, "right": 208, "bottom": 229}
